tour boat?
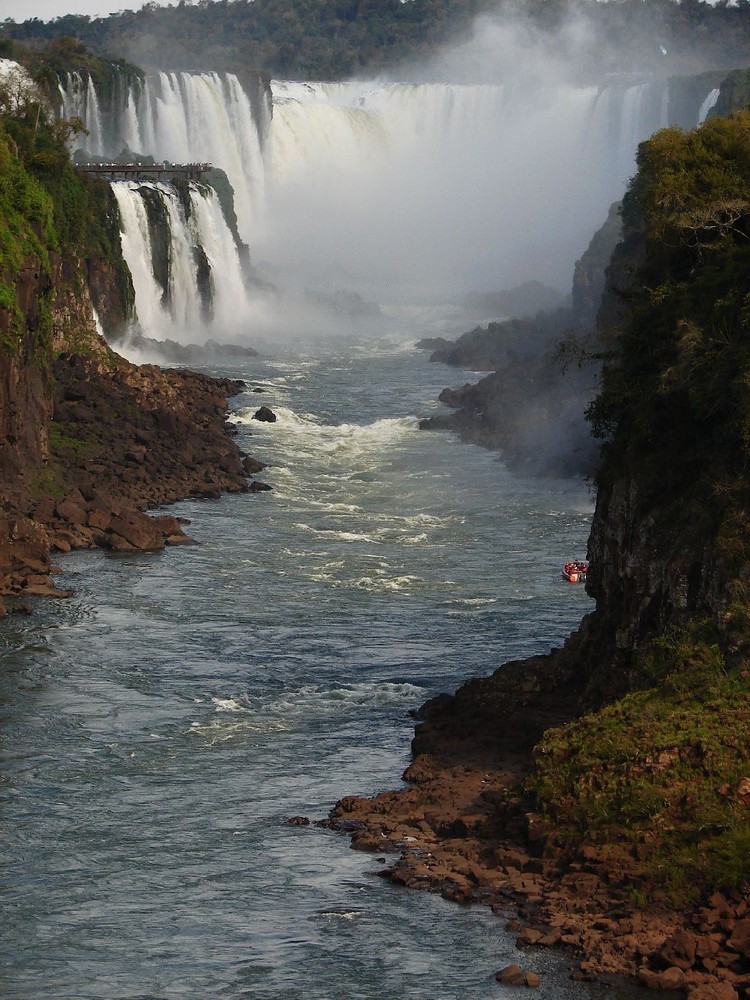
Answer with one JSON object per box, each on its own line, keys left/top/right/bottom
{"left": 563, "top": 560, "right": 589, "bottom": 583}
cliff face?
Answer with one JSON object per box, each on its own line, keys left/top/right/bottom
{"left": 332, "top": 109, "right": 750, "bottom": 972}
{"left": 0, "top": 96, "right": 264, "bottom": 613}
{"left": 579, "top": 110, "right": 750, "bottom": 695}
{"left": 418, "top": 203, "right": 616, "bottom": 478}
{"left": 0, "top": 257, "right": 53, "bottom": 506}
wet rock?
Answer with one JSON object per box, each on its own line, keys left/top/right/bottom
{"left": 242, "top": 455, "right": 266, "bottom": 475}
{"left": 287, "top": 816, "right": 310, "bottom": 826}
{"left": 252, "top": 406, "right": 277, "bottom": 422}
{"left": 496, "top": 964, "right": 525, "bottom": 985}
{"left": 107, "top": 511, "right": 164, "bottom": 551}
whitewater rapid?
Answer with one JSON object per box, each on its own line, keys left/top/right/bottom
{"left": 0, "top": 340, "right": 653, "bottom": 999}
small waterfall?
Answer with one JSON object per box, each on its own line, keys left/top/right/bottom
{"left": 698, "top": 88, "right": 720, "bottom": 124}
{"left": 93, "top": 72, "right": 266, "bottom": 242}
{"left": 112, "top": 180, "right": 249, "bottom": 343}
{"left": 59, "top": 72, "right": 105, "bottom": 155}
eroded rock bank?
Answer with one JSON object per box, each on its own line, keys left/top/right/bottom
{"left": 1, "top": 348, "right": 267, "bottom": 611}
{"left": 327, "top": 652, "right": 750, "bottom": 997}
{"left": 0, "top": 88, "right": 267, "bottom": 616}
{"left": 328, "top": 110, "right": 750, "bottom": 998}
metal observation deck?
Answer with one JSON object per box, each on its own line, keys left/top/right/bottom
{"left": 76, "top": 162, "right": 213, "bottom": 182}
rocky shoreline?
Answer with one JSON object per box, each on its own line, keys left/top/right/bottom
{"left": 325, "top": 652, "right": 750, "bottom": 999}
{"left": 0, "top": 349, "right": 267, "bottom": 615}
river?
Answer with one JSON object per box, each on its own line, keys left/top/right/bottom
{"left": 0, "top": 339, "right": 644, "bottom": 998}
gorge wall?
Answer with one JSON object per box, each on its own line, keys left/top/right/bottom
{"left": 0, "top": 88, "right": 262, "bottom": 615}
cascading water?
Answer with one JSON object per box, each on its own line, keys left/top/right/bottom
{"left": 112, "top": 180, "right": 249, "bottom": 343}
{"left": 698, "top": 87, "right": 721, "bottom": 123}
{"left": 59, "top": 72, "right": 105, "bottom": 156}
{"left": 61, "top": 69, "right": 719, "bottom": 342}
{"left": 116, "top": 72, "right": 265, "bottom": 241}
{"left": 260, "top": 78, "right": 674, "bottom": 304}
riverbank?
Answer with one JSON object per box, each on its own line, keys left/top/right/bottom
{"left": 328, "top": 648, "right": 750, "bottom": 999}
{"left": 0, "top": 349, "right": 267, "bottom": 614}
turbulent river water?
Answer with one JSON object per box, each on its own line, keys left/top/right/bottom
{"left": 1, "top": 340, "right": 643, "bottom": 999}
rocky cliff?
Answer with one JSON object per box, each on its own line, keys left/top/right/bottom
{"left": 417, "top": 205, "right": 618, "bottom": 477}
{"left": 333, "top": 103, "right": 750, "bottom": 1000}
{"left": 0, "top": 73, "right": 265, "bottom": 615}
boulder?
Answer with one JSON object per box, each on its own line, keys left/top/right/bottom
{"left": 242, "top": 455, "right": 266, "bottom": 475}
{"left": 496, "top": 965, "right": 525, "bottom": 986}
{"left": 726, "top": 918, "right": 750, "bottom": 958}
{"left": 107, "top": 511, "right": 164, "bottom": 551}
{"left": 687, "top": 983, "right": 739, "bottom": 999}
{"left": 252, "top": 405, "right": 277, "bottom": 422}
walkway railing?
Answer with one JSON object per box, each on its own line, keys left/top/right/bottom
{"left": 76, "top": 162, "right": 213, "bottom": 182}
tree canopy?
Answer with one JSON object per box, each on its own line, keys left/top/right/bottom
{"left": 5, "top": 0, "right": 750, "bottom": 80}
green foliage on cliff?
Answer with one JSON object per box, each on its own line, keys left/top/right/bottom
{"left": 529, "top": 108, "right": 750, "bottom": 910}
{"left": 0, "top": 121, "right": 56, "bottom": 348}
{"left": 0, "top": 34, "right": 142, "bottom": 104}
{"left": 0, "top": 49, "right": 133, "bottom": 352}
{"left": 589, "top": 110, "right": 750, "bottom": 527}
{"left": 530, "top": 626, "right": 750, "bottom": 905}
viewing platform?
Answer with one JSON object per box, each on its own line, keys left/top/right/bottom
{"left": 76, "top": 162, "right": 213, "bottom": 183}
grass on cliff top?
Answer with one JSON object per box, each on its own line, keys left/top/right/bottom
{"left": 528, "top": 630, "right": 750, "bottom": 907}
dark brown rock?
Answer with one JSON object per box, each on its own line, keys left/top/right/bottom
{"left": 252, "top": 406, "right": 277, "bottom": 422}
{"left": 496, "top": 965, "right": 525, "bottom": 985}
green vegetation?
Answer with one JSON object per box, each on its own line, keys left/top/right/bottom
{"left": 3, "top": 0, "right": 750, "bottom": 80}
{"left": 530, "top": 626, "right": 750, "bottom": 905}
{"left": 0, "top": 34, "right": 142, "bottom": 102}
{"left": 0, "top": 113, "right": 56, "bottom": 348}
{"left": 27, "top": 463, "right": 66, "bottom": 499}
{"left": 589, "top": 111, "right": 750, "bottom": 528}
{"left": 0, "top": 43, "right": 133, "bottom": 355}
{"left": 2, "top": 0, "right": 480, "bottom": 79}
{"left": 47, "top": 422, "right": 98, "bottom": 462}
{"left": 523, "top": 106, "right": 750, "bottom": 911}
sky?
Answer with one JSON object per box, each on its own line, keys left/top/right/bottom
{"left": 1, "top": 0, "right": 177, "bottom": 21}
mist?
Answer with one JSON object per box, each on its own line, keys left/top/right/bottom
{"left": 66, "top": 6, "right": 722, "bottom": 350}
{"left": 252, "top": 16, "right": 676, "bottom": 340}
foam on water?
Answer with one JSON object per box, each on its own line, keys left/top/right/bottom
{"left": 0, "top": 343, "right": 606, "bottom": 999}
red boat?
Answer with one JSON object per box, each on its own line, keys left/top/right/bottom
{"left": 563, "top": 560, "right": 589, "bottom": 583}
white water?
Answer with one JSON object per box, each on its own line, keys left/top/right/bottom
{"left": 60, "top": 71, "right": 104, "bottom": 156}
{"left": 0, "top": 342, "right": 649, "bottom": 999}
{"left": 698, "top": 87, "right": 720, "bottom": 123}
{"left": 260, "top": 79, "right": 668, "bottom": 303}
{"left": 62, "top": 70, "right": 700, "bottom": 343}
{"left": 120, "top": 72, "right": 265, "bottom": 240}
{"left": 112, "top": 180, "right": 249, "bottom": 343}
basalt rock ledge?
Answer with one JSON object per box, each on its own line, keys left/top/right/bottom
{"left": 330, "top": 109, "right": 750, "bottom": 999}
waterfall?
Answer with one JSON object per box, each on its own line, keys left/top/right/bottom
{"left": 112, "top": 181, "right": 249, "bottom": 344}
{"left": 698, "top": 88, "right": 720, "bottom": 124}
{"left": 114, "top": 72, "right": 266, "bottom": 242}
{"left": 259, "top": 79, "right": 671, "bottom": 299}
{"left": 64, "top": 70, "right": 722, "bottom": 339}
{"left": 59, "top": 72, "right": 104, "bottom": 155}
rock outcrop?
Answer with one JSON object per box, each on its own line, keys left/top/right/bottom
{"left": 0, "top": 106, "right": 264, "bottom": 614}
{"left": 330, "top": 106, "right": 750, "bottom": 999}
{"left": 418, "top": 207, "right": 617, "bottom": 478}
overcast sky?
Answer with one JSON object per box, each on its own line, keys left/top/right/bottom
{"left": 2, "top": 0, "right": 180, "bottom": 21}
